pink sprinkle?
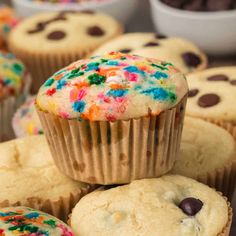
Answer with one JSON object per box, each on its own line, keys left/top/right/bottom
{"left": 78, "top": 89, "right": 86, "bottom": 100}
{"left": 115, "top": 97, "right": 125, "bottom": 103}
{"left": 128, "top": 73, "right": 138, "bottom": 82}
{"left": 59, "top": 111, "right": 69, "bottom": 119}
{"left": 98, "top": 93, "right": 110, "bottom": 103}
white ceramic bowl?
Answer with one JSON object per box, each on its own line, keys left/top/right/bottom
{"left": 13, "top": 0, "right": 138, "bottom": 24}
{"left": 150, "top": 0, "right": 236, "bottom": 55}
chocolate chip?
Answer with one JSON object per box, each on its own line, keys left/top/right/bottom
{"left": 155, "top": 34, "right": 167, "bottom": 39}
{"left": 188, "top": 89, "right": 199, "bottom": 97}
{"left": 198, "top": 93, "right": 220, "bottom": 108}
{"left": 119, "top": 48, "right": 132, "bottom": 53}
{"left": 144, "top": 42, "right": 160, "bottom": 47}
{"left": 207, "top": 74, "right": 229, "bottom": 81}
{"left": 182, "top": 52, "right": 201, "bottom": 67}
{"left": 230, "top": 80, "right": 236, "bottom": 85}
{"left": 87, "top": 26, "right": 105, "bottom": 36}
{"left": 81, "top": 10, "right": 95, "bottom": 14}
{"left": 27, "top": 22, "right": 46, "bottom": 34}
{"left": 206, "top": 0, "right": 232, "bottom": 11}
{"left": 179, "top": 198, "right": 203, "bottom": 216}
{"left": 182, "top": 0, "right": 204, "bottom": 11}
{"left": 47, "top": 30, "right": 66, "bottom": 40}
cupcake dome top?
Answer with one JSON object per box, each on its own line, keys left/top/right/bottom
{"left": 9, "top": 11, "right": 122, "bottom": 53}
{"left": 36, "top": 52, "right": 188, "bottom": 121}
{"left": 71, "top": 175, "right": 229, "bottom": 236}
{"left": 0, "top": 207, "right": 74, "bottom": 236}
{"left": 0, "top": 52, "right": 26, "bottom": 100}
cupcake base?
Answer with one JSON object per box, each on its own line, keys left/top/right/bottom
{"left": 0, "top": 184, "right": 93, "bottom": 222}
{"left": 37, "top": 97, "right": 187, "bottom": 185}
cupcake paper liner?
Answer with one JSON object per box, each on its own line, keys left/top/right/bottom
{"left": 37, "top": 96, "right": 187, "bottom": 185}
{"left": 9, "top": 28, "right": 123, "bottom": 94}
{"left": 0, "top": 184, "right": 94, "bottom": 222}
{"left": 187, "top": 117, "right": 236, "bottom": 201}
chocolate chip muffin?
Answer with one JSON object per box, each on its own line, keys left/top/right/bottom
{"left": 70, "top": 175, "right": 232, "bottom": 236}
{"left": 171, "top": 117, "right": 236, "bottom": 199}
{"left": 92, "top": 33, "right": 207, "bottom": 74}
{"left": 0, "top": 135, "right": 94, "bottom": 221}
{"left": 9, "top": 11, "right": 123, "bottom": 93}
{"left": 186, "top": 67, "right": 236, "bottom": 137}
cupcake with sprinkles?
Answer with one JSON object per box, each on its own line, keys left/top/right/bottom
{"left": 36, "top": 52, "right": 188, "bottom": 184}
{"left": 0, "top": 6, "right": 20, "bottom": 51}
{"left": 0, "top": 51, "right": 30, "bottom": 141}
{"left": 0, "top": 206, "right": 75, "bottom": 236}
{"left": 12, "top": 96, "right": 43, "bottom": 137}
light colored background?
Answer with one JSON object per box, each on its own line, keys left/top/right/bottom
{"left": 2, "top": 0, "right": 236, "bottom": 234}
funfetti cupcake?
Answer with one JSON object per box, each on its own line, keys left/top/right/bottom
{"left": 171, "top": 117, "right": 236, "bottom": 200}
{"left": 9, "top": 11, "right": 123, "bottom": 93}
{"left": 92, "top": 33, "right": 208, "bottom": 74}
{"left": 12, "top": 96, "right": 43, "bottom": 137}
{"left": 0, "top": 207, "right": 75, "bottom": 236}
{"left": 36, "top": 52, "right": 188, "bottom": 185}
{"left": 0, "top": 51, "right": 30, "bottom": 141}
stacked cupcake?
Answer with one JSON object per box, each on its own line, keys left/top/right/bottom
{"left": 0, "top": 6, "right": 235, "bottom": 236}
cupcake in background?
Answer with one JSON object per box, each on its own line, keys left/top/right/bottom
{"left": 92, "top": 33, "right": 208, "bottom": 74}
{"left": 0, "top": 51, "right": 30, "bottom": 141}
{"left": 12, "top": 96, "right": 43, "bottom": 137}
{"left": 0, "top": 207, "right": 75, "bottom": 236}
{"left": 171, "top": 117, "right": 236, "bottom": 200}
{"left": 36, "top": 52, "right": 188, "bottom": 185}
{"left": 9, "top": 11, "right": 123, "bottom": 93}
{"left": 0, "top": 6, "right": 20, "bottom": 51}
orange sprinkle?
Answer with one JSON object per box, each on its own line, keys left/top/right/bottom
{"left": 74, "top": 81, "right": 89, "bottom": 89}
{"left": 82, "top": 104, "right": 100, "bottom": 120}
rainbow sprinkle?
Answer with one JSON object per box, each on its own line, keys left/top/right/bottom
{"left": 37, "top": 52, "right": 188, "bottom": 121}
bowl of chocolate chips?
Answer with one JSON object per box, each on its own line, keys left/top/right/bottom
{"left": 150, "top": 0, "right": 236, "bottom": 55}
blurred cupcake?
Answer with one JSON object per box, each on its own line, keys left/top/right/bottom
{"left": 0, "top": 6, "right": 20, "bottom": 51}
{"left": 186, "top": 66, "right": 236, "bottom": 137}
{"left": 9, "top": 11, "right": 123, "bottom": 93}
{"left": 92, "top": 33, "right": 208, "bottom": 74}
{"left": 0, "top": 135, "right": 94, "bottom": 221}
{"left": 0, "top": 51, "right": 30, "bottom": 141}
{"left": 12, "top": 96, "right": 43, "bottom": 137}
{"left": 0, "top": 206, "right": 75, "bottom": 236}
{"left": 171, "top": 117, "right": 236, "bottom": 200}
{"left": 36, "top": 52, "right": 188, "bottom": 185}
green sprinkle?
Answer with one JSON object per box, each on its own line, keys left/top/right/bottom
{"left": 161, "top": 62, "right": 173, "bottom": 67}
{"left": 88, "top": 73, "right": 105, "bottom": 85}
{"left": 151, "top": 63, "right": 168, "bottom": 71}
{"left": 68, "top": 71, "right": 84, "bottom": 79}
{"left": 44, "top": 219, "right": 57, "bottom": 228}
{"left": 12, "top": 63, "right": 23, "bottom": 75}
{"left": 101, "top": 59, "right": 108, "bottom": 63}
{"left": 44, "top": 78, "right": 55, "bottom": 87}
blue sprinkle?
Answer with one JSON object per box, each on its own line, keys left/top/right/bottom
{"left": 124, "top": 66, "right": 145, "bottom": 75}
{"left": 25, "top": 212, "right": 40, "bottom": 219}
{"left": 72, "top": 101, "right": 86, "bottom": 113}
{"left": 85, "top": 62, "right": 99, "bottom": 71}
{"left": 106, "top": 60, "right": 119, "bottom": 66}
{"left": 56, "top": 79, "right": 67, "bottom": 90}
{"left": 134, "top": 85, "right": 142, "bottom": 91}
{"left": 0, "top": 213, "right": 8, "bottom": 217}
{"left": 141, "top": 88, "right": 168, "bottom": 101}
{"left": 107, "top": 89, "right": 127, "bottom": 98}
{"left": 3, "top": 79, "right": 11, "bottom": 85}
{"left": 152, "top": 71, "right": 168, "bottom": 80}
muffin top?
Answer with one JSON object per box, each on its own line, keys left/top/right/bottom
{"left": 0, "top": 51, "right": 26, "bottom": 100}
{"left": 12, "top": 96, "right": 43, "bottom": 137}
{"left": 172, "top": 117, "right": 236, "bottom": 177}
{"left": 186, "top": 66, "right": 236, "bottom": 122}
{"left": 71, "top": 175, "right": 229, "bottom": 236}
{"left": 9, "top": 11, "right": 122, "bottom": 54}
{"left": 0, "top": 207, "right": 74, "bottom": 236}
{"left": 0, "top": 135, "right": 90, "bottom": 205}
{"left": 36, "top": 52, "right": 188, "bottom": 121}
{"left": 92, "top": 33, "right": 207, "bottom": 74}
